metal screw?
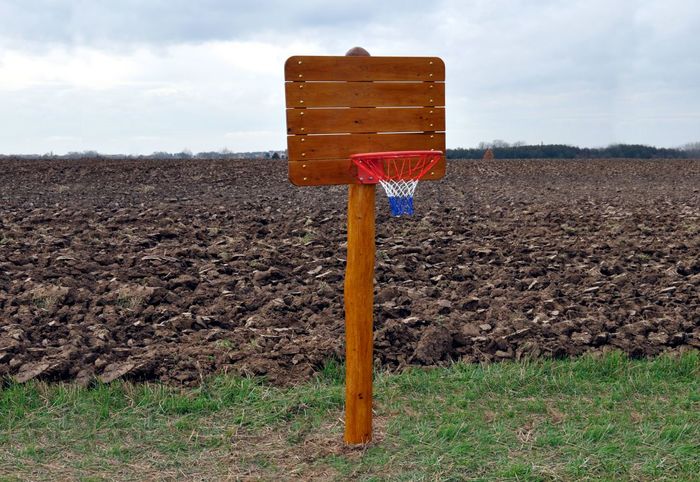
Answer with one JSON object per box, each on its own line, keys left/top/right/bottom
{"left": 300, "top": 112, "right": 304, "bottom": 115}
{"left": 298, "top": 74, "right": 303, "bottom": 78}
{"left": 303, "top": 177, "right": 308, "bottom": 181}
{"left": 302, "top": 153, "right": 306, "bottom": 156}
{"left": 429, "top": 73, "right": 433, "bottom": 77}
{"left": 302, "top": 164, "right": 307, "bottom": 168}
{"left": 298, "top": 60, "right": 302, "bottom": 64}
{"left": 301, "top": 138, "right": 305, "bottom": 142}
{"left": 429, "top": 61, "right": 433, "bottom": 65}
{"left": 300, "top": 100, "right": 304, "bottom": 103}
{"left": 429, "top": 123, "right": 434, "bottom": 127}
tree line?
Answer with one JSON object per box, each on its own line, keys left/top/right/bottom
{"left": 447, "top": 142, "right": 700, "bottom": 159}
{"left": 3, "top": 143, "right": 699, "bottom": 160}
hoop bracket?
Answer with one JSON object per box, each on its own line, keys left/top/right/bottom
{"left": 355, "top": 158, "right": 384, "bottom": 184}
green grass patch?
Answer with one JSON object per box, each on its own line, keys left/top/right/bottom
{"left": 1, "top": 351, "right": 698, "bottom": 480}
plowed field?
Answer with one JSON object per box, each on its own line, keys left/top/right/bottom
{"left": 1, "top": 157, "right": 698, "bottom": 385}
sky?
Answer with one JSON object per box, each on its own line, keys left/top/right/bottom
{"left": 0, "top": 0, "right": 698, "bottom": 154}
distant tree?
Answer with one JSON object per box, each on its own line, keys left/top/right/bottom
{"left": 271, "top": 152, "right": 280, "bottom": 160}
{"left": 446, "top": 143, "right": 688, "bottom": 160}
{"left": 683, "top": 142, "right": 700, "bottom": 156}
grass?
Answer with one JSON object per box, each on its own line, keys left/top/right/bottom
{"left": 1, "top": 351, "right": 698, "bottom": 480}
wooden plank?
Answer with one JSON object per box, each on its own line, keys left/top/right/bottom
{"left": 285, "top": 81, "right": 445, "bottom": 108}
{"left": 287, "top": 132, "right": 445, "bottom": 161}
{"left": 285, "top": 56, "right": 445, "bottom": 81}
{"left": 286, "top": 107, "right": 445, "bottom": 135}
{"left": 289, "top": 159, "right": 354, "bottom": 185}
{"left": 288, "top": 157, "right": 446, "bottom": 186}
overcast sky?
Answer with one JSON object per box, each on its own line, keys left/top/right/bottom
{"left": 1, "top": 0, "right": 698, "bottom": 154}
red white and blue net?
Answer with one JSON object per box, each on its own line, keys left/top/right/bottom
{"left": 351, "top": 150, "right": 442, "bottom": 216}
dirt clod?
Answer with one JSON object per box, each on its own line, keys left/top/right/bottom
{"left": 414, "top": 325, "right": 453, "bottom": 364}
{"left": 1, "top": 157, "right": 698, "bottom": 385}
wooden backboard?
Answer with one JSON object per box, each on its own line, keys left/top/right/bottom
{"left": 285, "top": 55, "right": 446, "bottom": 186}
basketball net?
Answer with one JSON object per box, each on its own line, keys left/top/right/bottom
{"left": 351, "top": 150, "right": 442, "bottom": 216}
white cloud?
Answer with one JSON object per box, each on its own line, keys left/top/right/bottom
{"left": 0, "top": 0, "right": 698, "bottom": 153}
{"left": 0, "top": 39, "right": 319, "bottom": 153}
{"left": 0, "top": 48, "right": 138, "bottom": 90}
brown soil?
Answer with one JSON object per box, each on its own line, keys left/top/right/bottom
{"left": 1, "top": 157, "right": 698, "bottom": 385}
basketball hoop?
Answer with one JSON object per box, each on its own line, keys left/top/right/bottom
{"left": 286, "top": 52, "right": 446, "bottom": 444}
{"left": 351, "top": 150, "right": 443, "bottom": 216}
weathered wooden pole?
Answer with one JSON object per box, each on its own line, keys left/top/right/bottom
{"left": 343, "top": 46, "right": 375, "bottom": 444}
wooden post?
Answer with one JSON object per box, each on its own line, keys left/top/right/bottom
{"left": 344, "top": 46, "right": 375, "bottom": 445}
